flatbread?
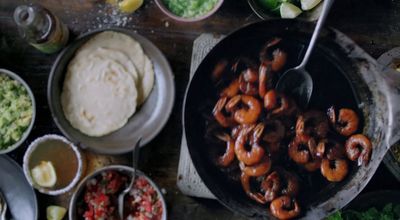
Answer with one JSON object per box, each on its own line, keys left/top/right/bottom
{"left": 75, "top": 31, "right": 155, "bottom": 104}
{"left": 61, "top": 48, "right": 138, "bottom": 137}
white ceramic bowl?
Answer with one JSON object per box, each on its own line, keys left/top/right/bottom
{"left": 23, "top": 134, "right": 85, "bottom": 195}
{"left": 0, "top": 68, "right": 36, "bottom": 154}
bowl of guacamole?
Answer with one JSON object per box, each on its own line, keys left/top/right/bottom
{"left": 155, "top": 0, "right": 224, "bottom": 22}
{"left": 0, "top": 69, "right": 35, "bottom": 154}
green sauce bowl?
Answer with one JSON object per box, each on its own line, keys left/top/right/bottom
{"left": 155, "top": 0, "right": 224, "bottom": 22}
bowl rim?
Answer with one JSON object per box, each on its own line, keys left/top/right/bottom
{"left": 155, "top": 0, "right": 224, "bottom": 22}
{"left": 69, "top": 165, "right": 167, "bottom": 220}
{"left": 0, "top": 68, "right": 36, "bottom": 154}
{"left": 22, "top": 134, "right": 85, "bottom": 195}
{"left": 48, "top": 28, "right": 176, "bottom": 154}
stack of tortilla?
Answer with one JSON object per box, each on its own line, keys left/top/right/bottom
{"left": 61, "top": 31, "right": 154, "bottom": 137}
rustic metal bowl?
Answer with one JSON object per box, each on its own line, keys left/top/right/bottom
{"left": 69, "top": 165, "right": 167, "bottom": 220}
{"left": 48, "top": 28, "right": 175, "bottom": 154}
{"left": 0, "top": 68, "right": 36, "bottom": 154}
{"left": 247, "top": 0, "right": 322, "bottom": 21}
{"left": 155, "top": 0, "right": 224, "bottom": 22}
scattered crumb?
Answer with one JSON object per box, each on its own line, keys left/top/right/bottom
{"left": 161, "top": 188, "right": 167, "bottom": 194}
{"left": 164, "top": 21, "right": 169, "bottom": 28}
{"left": 77, "top": 2, "right": 135, "bottom": 32}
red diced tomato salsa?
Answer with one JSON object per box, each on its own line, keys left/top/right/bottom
{"left": 78, "top": 170, "right": 163, "bottom": 220}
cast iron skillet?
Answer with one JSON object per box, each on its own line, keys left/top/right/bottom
{"left": 184, "top": 19, "right": 387, "bottom": 219}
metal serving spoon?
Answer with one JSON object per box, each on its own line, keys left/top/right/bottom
{"left": 276, "top": 0, "right": 335, "bottom": 108}
{"left": 0, "top": 190, "right": 7, "bottom": 220}
{"left": 118, "top": 138, "right": 142, "bottom": 220}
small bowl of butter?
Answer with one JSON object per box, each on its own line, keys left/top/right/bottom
{"left": 23, "top": 134, "right": 86, "bottom": 195}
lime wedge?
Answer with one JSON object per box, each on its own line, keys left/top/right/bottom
{"left": 31, "top": 161, "right": 57, "bottom": 188}
{"left": 301, "top": 0, "right": 322, "bottom": 10}
{"left": 280, "top": 2, "right": 303, "bottom": 18}
{"left": 118, "top": 0, "right": 143, "bottom": 13}
{"left": 47, "top": 206, "right": 67, "bottom": 220}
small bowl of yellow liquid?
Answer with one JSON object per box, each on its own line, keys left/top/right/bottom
{"left": 23, "top": 134, "right": 86, "bottom": 195}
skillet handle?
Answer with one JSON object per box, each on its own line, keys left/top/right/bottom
{"left": 380, "top": 67, "right": 400, "bottom": 146}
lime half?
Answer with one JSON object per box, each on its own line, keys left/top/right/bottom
{"left": 280, "top": 2, "right": 302, "bottom": 18}
{"left": 118, "top": 0, "right": 143, "bottom": 13}
{"left": 31, "top": 161, "right": 57, "bottom": 188}
{"left": 47, "top": 206, "right": 67, "bottom": 220}
{"left": 301, "top": 0, "right": 322, "bottom": 10}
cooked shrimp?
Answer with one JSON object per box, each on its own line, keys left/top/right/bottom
{"left": 328, "top": 107, "right": 359, "bottom": 137}
{"left": 345, "top": 134, "right": 372, "bottom": 166}
{"left": 225, "top": 95, "right": 241, "bottom": 113}
{"left": 280, "top": 170, "right": 299, "bottom": 197}
{"left": 239, "top": 74, "right": 258, "bottom": 96}
{"left": 243, "top": 68, "right": 258, "bottom": 83}
{"left": 270, "top": 196, "right": 301, "bottom": 220}
{"left": 258, "top": 63, "right": 272, "bottom": 98}
{"left": 288, "top": 134, "right": 313, "bottom": 164}
{"left": 220, "top": 78, "right": 240, "bottom": 98}
{"left": 316, "top": 139, "right": 345, "bottom": 160}
{"left": 212, "top": 59, "right": 228, "bottom": 81}
{"left": 230, "top": 95, "right": 262, "bottom": 124}
{"left": 303, "top": 158, "right": 322, "bottom": 172}
{"left": 259, "top": 38, "right": 288, "bottom": 72}
{"left": 215, "top": 133, "right": 236, "bottom": 167}
{"left": 231, "top": 124, "right": 254, "bottom": 140}
{"left": 320, "top": 158, "right": 349, "bottom": 182}
{"left": 213, "top": 97, "right": 235, "bottom": 128}
{"left": 261, "top": 171, "right": 281, "bottom": 202}
{"left": 296, "top": 110, "right": 329, "bottom": 138}
{"left": 235, "top": 128, "right": 265, "bottom": 165}
{"left": 264, "top": 90, "right": 290, "bottom": 115}
{"left": 240, "top": 172, "right": 267, "bottom": 204}
{"left": 239, "top": 156, "right": 272, "bottom": 177}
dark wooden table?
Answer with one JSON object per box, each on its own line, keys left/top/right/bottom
{"left": 0, "top": 0, "right": 399, "bottom": 219}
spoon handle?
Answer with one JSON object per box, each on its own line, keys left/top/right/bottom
{"left": 298, "top": 0, "right": 335, "bottom": 69}
{"left": 132, "top": 138, "right": 142, "bottom": 169}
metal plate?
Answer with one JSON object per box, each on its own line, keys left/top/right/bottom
{"left": 48, "top": 28, "right": 175, "bottom": 154}
{"left": 0, "top": 155, "right": 38, "bottom": 220}
{"left": 69, "top": 165, "right": 167, "bottom": 220}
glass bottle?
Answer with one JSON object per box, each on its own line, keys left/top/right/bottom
{"left": 13, "top": 4, "right": 69, "bottom": 54}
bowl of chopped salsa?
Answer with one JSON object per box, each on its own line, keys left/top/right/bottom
{"left": 155, "top": 0, "right": 224, "bottom": 22}
{"left": 70, "top": 165, "right": 166, "bottom": 220}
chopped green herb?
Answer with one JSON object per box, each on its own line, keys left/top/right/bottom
{"left": 326, "top": 203, "right": 400, "bottom": 220}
